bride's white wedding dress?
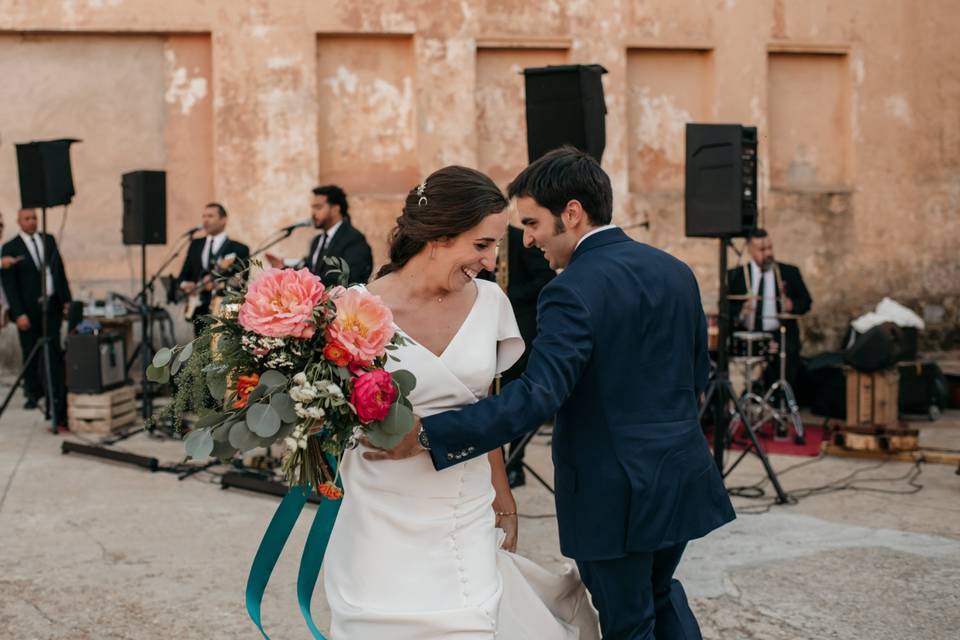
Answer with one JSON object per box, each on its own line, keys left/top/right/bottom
{"left": 323, "top": 279, "right": 598, "bottom": 639}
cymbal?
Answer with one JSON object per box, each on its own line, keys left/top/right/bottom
{"left": 727, "top": 293, "right": 760, "bottom": 301}
{"left": 733, "top": 331, "right": 770, "bottom": 341}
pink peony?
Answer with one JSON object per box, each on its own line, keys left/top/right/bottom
{"left": 351, "top": 369, "right": 397, "bottom": 423}
{"left": 326, "top": 288, "right": 395, "bottom": 365}
{"left": 238, "top": 268, "right": 325, "bottom": 339}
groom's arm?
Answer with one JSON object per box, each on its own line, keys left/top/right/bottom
{"left": 421, "top": 280, "right": 594, "bottom": 471}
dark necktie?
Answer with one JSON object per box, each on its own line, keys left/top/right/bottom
{"left": 29, "top": 235, "right": 42, "bottom": 269}
{"left": 204, "top": 238, "right": 214, "bottom": 272}
{"left": 312, "top": 233, "right": 328, "bottom": 272}
{"left": 754, "top": 270, "right": 767, "bottom": 331}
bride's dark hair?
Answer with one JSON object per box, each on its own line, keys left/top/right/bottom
{"left": 376, "top": 166, "right": 508, "bottom": 278}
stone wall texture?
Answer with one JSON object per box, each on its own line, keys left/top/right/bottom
{"left": 0, "top": 0, "right": 958, "bottom": 355}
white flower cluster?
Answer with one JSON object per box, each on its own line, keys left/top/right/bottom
{"left": 241, "top": 333, "right": 287, "bottom": 354}
{"left": 290, "top": 372, "right": 342, "bottom": 420}
{"left": 284, "top": 423, "right": 310, "bottom": 451}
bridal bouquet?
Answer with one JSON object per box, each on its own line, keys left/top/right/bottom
{"left": 148, "top": 264, "right": 416, "bottom": 494}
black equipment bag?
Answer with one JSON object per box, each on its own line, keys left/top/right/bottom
{"left": 898, "top": 362, "right": 948, "bottom": 419}
{"left": 843, "top": 322, "right": 904, "bottom": 372}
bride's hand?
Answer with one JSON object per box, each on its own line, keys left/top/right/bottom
{"left": 496, "top": 512, "right": 518, "bottom": 552}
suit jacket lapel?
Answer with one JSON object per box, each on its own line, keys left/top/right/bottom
{"left": 324, "top": 220, "right": 351, "bottom": 257}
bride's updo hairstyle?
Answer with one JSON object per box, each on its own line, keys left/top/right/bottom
{"left": 376, "top": 166, "right": 508, "bottom": 278}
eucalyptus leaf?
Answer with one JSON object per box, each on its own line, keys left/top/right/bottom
{"left": 379, "top": 402, "right": 414, "bottom": 436}
{"left": 177, "top": 342, "right": 194, "bottom": 363}
{"left": 152, "top": 348, "right": 173, "bottom": 368}
{"left": 210, "top": 438, "right": 236, "bottom": 459}
{"left": 146, "top": 364, "right": 165, "bottom": 383}
{"left": 183, "top": 429, "right": 214, "bottom": 459}
{"left": 228, "top": 421, "right": 261, "bottom": 452}
{"left": 211, "top": 422, "right": 233, "bottom": 442}
{"left": 170, "top": 357, "right": 182, "bottom": 376}
{"left": 156, "top": 367, "right": 171, "bottom": 385}
{"left": 196, "top": 412, "right": 227, "bottom": 429}
{"left": 391, "top": 370, "right": 417, "bottom": 396}
{"left": 260, "top": 369, "right": 287, "bottom": 389}
{"left": 270, "top": 392, "right": 298, "bottom": 423}
{"left": 247, "top": 384, "right": 268, "bottom": 405}
{"left": 206, "top": 370, "right": 227, "bottom": 400}
{"left": 365, "top": 427, "right": 405, "bottom": 450}
{"left": 246, "top": 403, "right": 281, "bottom": 437}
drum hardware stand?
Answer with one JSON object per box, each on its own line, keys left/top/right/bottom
{"left": 736, "top": 324, "right": 806, "bottom": 445}
{"left": 699, "top": 237, "right": 789, "bottom": 504}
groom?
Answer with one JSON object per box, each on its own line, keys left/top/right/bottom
{"left": 366, "top": 147, "right": 735, "bottom": 639}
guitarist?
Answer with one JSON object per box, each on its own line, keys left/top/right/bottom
{"left": 176, "top": 202, "right": 250, "bottom": 335}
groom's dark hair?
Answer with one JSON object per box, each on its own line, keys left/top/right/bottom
{"left": 507, "top": 146, "right": 613, "bottom": 226}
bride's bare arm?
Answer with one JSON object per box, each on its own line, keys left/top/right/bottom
{"left": 489, "top": 449, "right": 519, "bottom": 552}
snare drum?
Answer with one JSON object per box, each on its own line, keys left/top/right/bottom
{"left": 731, "top": 331, "right": 771, "bottom": 358}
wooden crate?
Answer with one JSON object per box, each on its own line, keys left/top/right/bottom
{"left": 845, "top": 367, "right": 899, "bottom": 427}
{"left": 68, "top": 386, "right": 138, "bottom": 434}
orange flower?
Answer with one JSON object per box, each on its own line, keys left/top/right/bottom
{"left": 233, "top": 373, "right": 260, "bottom": 409}
{"left": 317, "top": 481, "right": 343, "bottom": 500}
{"left": 323, "top": 341, "right": 352, "bottom": 367}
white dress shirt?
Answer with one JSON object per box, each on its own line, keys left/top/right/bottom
{"left": 749, "top": 260, "right": 780, "bottom": 331}
{"left": 19, "top": 231, "right": 55, "bottom": 295}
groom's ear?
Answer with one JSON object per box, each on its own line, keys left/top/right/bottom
{"left": 562, "top": 199, "right": 587, "bottom": 230}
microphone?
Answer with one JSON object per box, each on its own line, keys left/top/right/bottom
{"left": 281, "top": 219, "right": 313, "bottom": 232}
{"left": 182, "top": 225, "right": 203, "bottom": 236}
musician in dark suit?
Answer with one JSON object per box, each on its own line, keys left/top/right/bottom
{"left": 727, "top": 228, "right": 812, "bottom": 389}
{"left": 1, "top": 208, "right": 72, "bottom": 426}
{"left": 496, "top": 224, "right": 556, "bottom": 487}
{"left": 177, "top": 202, "right": 250, "bottom": 335}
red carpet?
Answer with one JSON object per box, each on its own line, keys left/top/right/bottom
{"left": 703, "top": 422, "right": 826, "bottom": 457}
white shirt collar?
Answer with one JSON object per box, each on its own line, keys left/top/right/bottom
{"left": 19, "top": 230, "right": 40, "bottom": 244}
{"left": 323, "top": 219, "right": 344, "bottom": 242}
{"left": 574, "top": 224, "right": 618, "bottom": 252}
{"left": 205, "top": 231, "right": 228, "bottom": 247}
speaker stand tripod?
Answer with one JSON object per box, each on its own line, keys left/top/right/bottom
{"left": 703, "top": 237, "right": 789, "bottom": 504}
{"left": 0, "top": 206, "right": 62, "bottom": 433}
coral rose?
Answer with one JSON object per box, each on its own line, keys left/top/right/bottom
{"left": 238, "top": 268, "right": 325, "bottom": 339}
{"left": 327, "top": 289, "right": 395, "bottom": 365}
{"left": 233, "top": 373, "right": 260, "bottom": 409}
{"left": 351, "top": 369, "right": 397, "bottom": 423}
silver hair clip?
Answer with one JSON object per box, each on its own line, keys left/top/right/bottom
{"left": 416, "top": 181, "right": 427, "bottom": 207}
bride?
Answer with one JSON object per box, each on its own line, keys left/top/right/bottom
{"left": 323, "top": 166, "right": 599, "bottom": 639}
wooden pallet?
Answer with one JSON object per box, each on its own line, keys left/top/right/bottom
{"left": 822, "top": 442, "right": 960, "bottom": 466}
{"left": 67, "top": 386, "right": 138, "bottom": 434}
{"left": 834, "top": 424, "right": 919, "bottom": 452}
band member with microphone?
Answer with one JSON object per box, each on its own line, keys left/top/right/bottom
{"left": 727, "top": 228, "right": 811, "bottom": 389}
{"left": 267, "top": 185, "right": 372, "bottom": 285}
{"left": 177, "top": 202, "right": 250, "bottom": 335}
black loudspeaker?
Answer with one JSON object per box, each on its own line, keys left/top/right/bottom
{"left": 15, "top": 139, "right": 81, "bottom": 209}
{"left": 122, "top": 170, "right": 167, "bottom": 245}
{"left": 684, "top": 123, "right": 758, "bottom": 237}
{"left": 843, "top": 322, "right": 904, "bottom": 373}
{"left": 66, "top": 333, "right": 128, "bottom": 393}
{"left": 523, "top": 64, "right": 608, "bottom": 163}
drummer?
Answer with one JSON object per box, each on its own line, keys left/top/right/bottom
{"left": 727, "top": 228, "right": 812, "bottom": 389}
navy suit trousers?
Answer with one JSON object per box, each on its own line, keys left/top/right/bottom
{"left": 577, "top": 543, "right": 702, "bottom": 640}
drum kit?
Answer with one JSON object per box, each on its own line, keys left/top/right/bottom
{"left": 725, "top": 293, "right": 805, "bottom": 445}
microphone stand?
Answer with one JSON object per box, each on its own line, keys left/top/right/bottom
{"left": 249, "top": 225, "right": 308, "bottom": 262}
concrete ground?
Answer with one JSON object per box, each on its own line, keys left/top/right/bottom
{"left": 1, "top": 389, "right": 959, "bottom": 639}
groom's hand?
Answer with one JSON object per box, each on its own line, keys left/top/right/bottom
{"left": 361, "top": 417, "right": 425, "bottom": 461}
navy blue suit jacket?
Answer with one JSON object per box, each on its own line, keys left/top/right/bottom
{"left": 422, "top": 228, "right": 735, "bottom": 560}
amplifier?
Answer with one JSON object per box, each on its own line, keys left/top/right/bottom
{"left": 66, "top": 333, "right": 128, "bottom": 394}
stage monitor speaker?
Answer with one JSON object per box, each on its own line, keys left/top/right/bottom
{"left": 684, "top": 123, "right": 758, "bottom": 238}
{"left": 122, "top": 170, "right": 166, "bottom": 245}
{"left": 523, "top": 64, "right": 608, "bottom": 164}
{"left": 66, "top": 333, "right": 128, "bottom": 394}
{"left": 15, "top": 139, "right": 81, "bottom": 209}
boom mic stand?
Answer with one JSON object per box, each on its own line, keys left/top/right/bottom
{"left": 699, "top": 236, "right": 789, "bottom": 503}
{"left": 0, "top": 206, "right": 61, "bottom": 433}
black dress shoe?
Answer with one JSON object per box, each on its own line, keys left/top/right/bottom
{"left": 23, "top": 398, "right": 39, "bottom": 410}
{"left": 507, "top": 467, "right": 526, "bottom": 488}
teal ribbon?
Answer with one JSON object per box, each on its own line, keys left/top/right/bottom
{"left": 245, "top": 471, "right": 342, "bottom": 639}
